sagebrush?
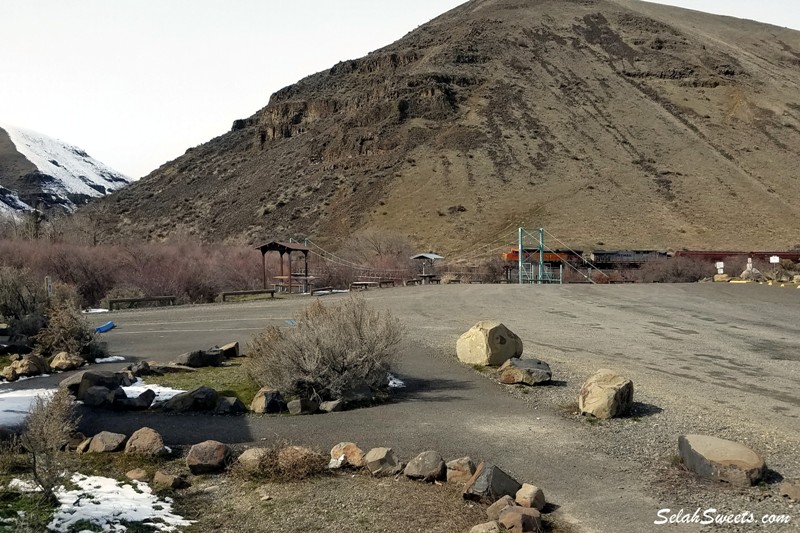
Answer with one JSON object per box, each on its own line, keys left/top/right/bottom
{"left": 20, "top": 388, "right": 79, "bottom": 504}
{"left": 246, "top": 298, "right": 404, "bottom": 400}
{"left": 33, "top": 304, "right": 103, "bottom": 360}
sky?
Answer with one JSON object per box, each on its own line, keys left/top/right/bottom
{"left": 1, "top": 0, "right": 799, "bottom": 179}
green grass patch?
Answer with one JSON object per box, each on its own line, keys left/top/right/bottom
{"left": 0, "top": 355, "right": 11, "bottom": 369}
{"left": 0, "top": 493, "right": 55, "bottom": 532}
{"left": 76, "top": 452, "right": 174, "bottom": 481}
{"left": 145, "top": 362, "right": 260, "bottom": 405}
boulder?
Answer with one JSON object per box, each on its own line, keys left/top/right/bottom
{"left": 124, "top": 427, "right": 166, "bottom": 455}
{"left": 319, "top": 399, "right": 344, "bottom": 413}
{"left": 88, "top": 431, "right": 127, "bottom": 453}
{"left": 288, "top": 398, "right": 319, "bottom": 415}
{"left": 75, "top": 371, "right": 127, "bottom": 401}
{"left": 249, "top": 387, "right": 287, "bottom": 414}
{"left": 578, "top": 369, "right": 633, "bottom": 419}
{"left": 779, "top": 481, "right": 800, "bottom": 501}
{"left": 4, "top": 354, "right": 50, "bottom": 378}
{"left": 330, "top": 442, "right": 366, "bottom": 468}
{"left": 49, "top": 352, "right": 85, "bottom": 371}
{"left": 470, "top": 522, "right": 502, "bottom": 533}
{"left": 446, "top": 456, "right": 477, "bottom": 483}
{"left": 498, "top": 358, "right": 551, "bottom": 385}
{"left": 153, "top": 470, "right": 189, "bottom": 489}
{"left": 404, "top": 451, "right": 446, "bottom": 481}
{"left": 219, "top": 342, "right": 239, "bottom": 358}
{"left": 127, "top": 361, "right": 160, "bottom": 377}
{"left": 65, "top": 432, "right": 88, "bottom": 451}
{"left": 364, "top": 447, "right": 402, "bottom": 476}
{"left": 186, "top": 440, "right": 231, "bottom": 474}
{"left": 0, "top": 366, "right": 17, "bottom": 382}
{"left": 498, "top": 507, "right": 543, "bottom": 533}
{"left": 82, "top": 386, "right": 113, "bottom": 407}
{"left": 237, "top": 447, "right": 269, "bottom": 474}
{"left": 678, "top": 434, "right": 765, "bottom": 486}
{"left": 214, "top": 396, "right": 247, "bottom": 415}
{"left": 162, "top": 386, "right": 218, "bottom": 412}
{"left": 114, "top": 389, "right": 156, "bottom": 410}
{"left": 515, "top": 483, "right": 545, "bottom": 510}
{"left": 126, "top": 468, "right": 149, "bottom": 482}
{"left": 713, "top": 273, "right": 731, "bottom": 283}
{"left": 463, "top": 462, "right": 522, "bottom": 504}
{"left": 486, "top": 495, "right": 516, "bottom": 520}
{"left": 174, "top": 349, "right": 225, "bottom": 368}
{"left": 76, "top": 437, "right": 92, "bottom": 454}
{"left": 456, "top": 321, "right": 523, "bottom": 366}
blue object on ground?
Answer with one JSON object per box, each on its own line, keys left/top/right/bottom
{"left": 95, "top": 321, "right": 115, "bottom": 333}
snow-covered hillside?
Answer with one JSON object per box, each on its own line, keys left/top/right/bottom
{"left": 0, "top": 124, "right": 130, "bottom": 212}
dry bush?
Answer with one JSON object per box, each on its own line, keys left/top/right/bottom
{"left": 49, "top": 281, "right": 82, "bottom": 310}
{"left": 235, "top": 442, "right": 328, "bottom": 482}
{"left": 246, "top": 298, "right": 404, "bottom": 400}
{"left": 0, "top": 434, "right": 27, "bottom": 475}
{"left": 0, "top": 267, "right": 48, "bottom": 321}
{"left": 639, "top": 257, "right": 714, "bottom": 283}
{"left": 33, "top": 304, "right": 100, "bottom": 359}
{"left": 20, "top": 388, "right": 79, "bottom": 504}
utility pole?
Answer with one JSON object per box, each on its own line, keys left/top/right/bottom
{"left": 538, "top": 228, "right": 545, "bottom": 284}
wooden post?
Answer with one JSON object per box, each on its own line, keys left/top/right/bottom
{"left": 288, "top": 252, "right": 293, "bottom": 294}
{"left": 262, "top": 251, "right": 266, "bottom": 289}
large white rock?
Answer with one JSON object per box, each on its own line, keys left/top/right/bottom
{"left": 578, "top": 369, "right": 633, "bottom": 419}
{"left": 678, "top": 434, "right": 765, "bottom": 486}
{"left": 456, "top": 321, "right": 523, "bottom": 366}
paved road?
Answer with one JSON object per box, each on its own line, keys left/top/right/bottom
{"left": 6, "top": 284, "right": 800, "bottom": 532}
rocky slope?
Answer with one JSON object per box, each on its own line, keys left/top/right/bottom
{"left": 0, "top": 125, "right": 130, "bottom": 213}
{"left": 104, "top": 0, "right": 800, "bottom": 253}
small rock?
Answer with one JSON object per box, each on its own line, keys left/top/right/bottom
{"left": 470, "top": 521, "right": 502, "bottom": 533}
{"left": 186, "top": 440, "right": 231, "bottom": 474}
{"left": 456, "top": 321, "right": 523, "bottom": 366}
{"left": 153, "top": 470, "right": 189, "bottom": 489}
{"left": 498, "top": 358, "right": 551, "bottom": 385}
{"left": 249, "top": 387, "right": 287, "bottom": 414}
{"left": 288, "top": 398, "right": 319, "bottom": 415}
{"left": 486, "top": 495, "right": 516, "bottom": 520}
{"left": 404, "top": 450, "right": 446, "bottom": 481}
{"left": 713, "top": 273, "right": 731, "bottom": 283}
{"left": 364, "top": 447, "right": 402, "bottom": 476}
{"left": 125, "top": 427, "right": 166, "bottom": 456}
{"left": 463, "top": 462, "right": 522, "bottom": 504}
{"left": 88, "top": 431, "right": 127, "bottom": 453}
{"left": 219, "top": 342, "right": 239, "bottom": 358}
{"left": 779, "top": 481, "right": 800, "bottom": 501}
{"left": 678, "top": 434, "right": 765, "bottom": 486}
{"left": 578, "top": 369, "right": 634, "bottom": 419}
{"left": 237, "top": 448, "right": 269, "bottom": 474}
{"left": 49, "top": 352, "right": 85, "bottom": 371}
{"left": 515, "top": 483, "right": 545, "bottom": 510}
{"left": 330, "top": 442, "right": 365, "bottom": 468}
{"left": 76, "top": 437, "right": 92, "bottom": 454}
{"left": 498, "top": 506, "right": 542, "bottom": 533}
{"left": 319, "top": 399, "right": 344, "bottom": 413}
{"left": 127, "top": 361, "right": 159, "bottom": 377}
{"left": 126, "top": 468, "right": 149, "bottom": 482}
{"left": 447, "top": 456, "right": 477, "bottom": 483}
{"left": 214, "top": 396, "right": 247, "bottom": 415}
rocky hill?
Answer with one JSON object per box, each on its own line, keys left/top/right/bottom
{"left": 104, "top": 0, "right": 800, "bottom": 253}
{"left": 0, "top": 125, "right": 130, "bottom": 214}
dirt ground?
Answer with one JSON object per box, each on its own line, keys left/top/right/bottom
{"left": 9, "top": 282, "right": 798, "bottom": 532}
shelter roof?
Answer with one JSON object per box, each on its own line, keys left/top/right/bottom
{"left": 411, "top": 253, "right": 444, "bottom": 260}
{"left": 255, "top": 241, "right": 309, "bottom": 254}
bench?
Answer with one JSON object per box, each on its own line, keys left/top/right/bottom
{"left": 311, "top": 286, "right": 334, "bottom": 295}
{"left": 429, "top": 278, "right": 441, "bottom": 284}
{"left": 404, "top": 279, "right": 422, "bottom": 286}
{"left": 108, "top": 296, "right": 176, "bottom": 310}
{"left": 220, "top": 289, "right": 276, "bottom": 302}
{"left": 378, "top": 279, "right": 396, "bottom": 288}
{"left": 350, "top": 281, "right": 379, "bottom": 291}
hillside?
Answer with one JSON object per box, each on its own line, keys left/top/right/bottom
{"left": 0, "top": 125, "right": 130, "bottom": 213}
{"left": 104, "top": 0, "right": 800, "bottom": 253}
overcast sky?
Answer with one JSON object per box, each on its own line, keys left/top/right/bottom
{"left": 1, "top": 0, "right": 798, "bottom": 179}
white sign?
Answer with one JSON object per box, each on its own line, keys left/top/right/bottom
{"left": 770, "top": 256, "right": 780, "bottom": 264}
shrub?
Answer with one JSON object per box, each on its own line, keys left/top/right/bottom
{"left": 0, "top": 267, "right": 48, "bottom": 321}
{"left": 246, "top": 298, "right": 404, "bottom": 400}
{"left": 235, "top": 442, "right": 328, "bottom": 481}
{"left": 33, "top": 304, "right": 102, "bottom": 360}
{"left": 639, "top": 257, "right": 714, "bottom": 283}
{"left": 20, "top": 388, "right": 79, "bottom": 504}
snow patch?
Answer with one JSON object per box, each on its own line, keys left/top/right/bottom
{"left": 83, "top": 308, "right": 110, "bottom": 314}
{"left": 0, "top": 388, "right": 54, "bottom": 428}
{"left": 122, "top": 379, "right": 185, "bottom": 403}
{"left": 48, "top": 474, "right": 193, "bottom": 532}
{"left": 95, "top": 355, "right": 126, "bottom": 363}
{"left": 388, "top": 373, "right": 405, "bottom": 389}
